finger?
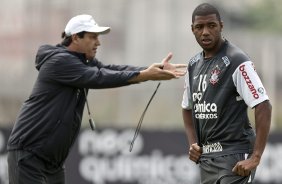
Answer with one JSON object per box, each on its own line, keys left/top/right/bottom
{"left": 189, "top": 146, "right": 202, "bottom": 162}
{"left": 161, "top": 70, "right": 177, "bottom": 78}
{"left": 174, "top": 70, "right": 187, "bottom": 76}
{"left": 191, "top": 143, "right": 201, "bottom": 152}
{"left": 233, "top": 163, "right": 242, "bottom": 175}
{"left": 189, "top": 151, "right": 200, "bottom": 162}
{"left": 173, "top": 74, "right": 183, "bottom": 79}
{"left": 176, "top": 68, "right": 187, "bottom": 73}
{"left": 188, "top": 149, "right": 197, "bottom": 161}
{"left": 244, "top": 170, "right": 251, "bottom": 176}
{"left": 232, "top": 165, "right": 249, "bottom": 176}
{"left": 162, "top": 52, "right": 173, "bottom": 64}
{"left": 189, "top": 155, "right": 198, "bottom": 162}
{"left": 153, "top": 70, "right": 176, "bottom": 80}
{"left": 239, "top": 169, "right": 248, "bottom": 176}
{"left": 189, "top": 152, "right": 200, "bottom": 160}
{"left": 175, "top": 69, "right": 187, "bottom": 74}
{"left": 151, "top": 63, "right": 164, "bottom": 69}
{"left": 174, "top": 64, "right": 188, "bottom": 68}
{"left": 232, "top": 165, "right": 237, "bottom": 173}
{"left": 238, "top": 166, "right": 251, "bottom": 176}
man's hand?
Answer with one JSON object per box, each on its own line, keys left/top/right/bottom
{"left": 189, "top": 143, "right": 202, "bottom": 163}
{"left": 162, "top": 52, "right": 187, "bottom": 78}
{"left": 232, "top": 155, "right": 260, "bottom": 176}
{"left": 141, "top": 62, "right": 176, "bottom": 81}
{"left": 142, "top": 52, "right": 187, "bottom": 81}
{"left": 129, "top": 52, "right": 187, "bottom": 82}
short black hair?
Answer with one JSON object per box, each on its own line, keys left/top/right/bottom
{"left": 61, "top": 31, "right": 86, "bottom": 46}
{"left": 192, "top": 3, "right": 221, "bottom": 23}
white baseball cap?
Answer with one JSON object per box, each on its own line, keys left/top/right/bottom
{"left": 64, "top": 14, "right": 110, "bottom": 36}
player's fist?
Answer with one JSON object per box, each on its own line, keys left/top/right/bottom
{"left": 189, "top": 143, "right": 202, "bottom": 163}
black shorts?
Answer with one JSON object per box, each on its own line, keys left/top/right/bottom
{"left": 7, "top": 150, "right": 65, "bottom": 184}
{"left": 199, "top": 153, "right": 256, "bottom": 184}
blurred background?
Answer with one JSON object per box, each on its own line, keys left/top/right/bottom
{"left": 0, "top": 0, "right": 282, "bottom": 130}
{"left": 0, "top": 0, "right": 281, "bottom": 130}
{"left": 0, "top": 0, "right": 281, "bottom": 184}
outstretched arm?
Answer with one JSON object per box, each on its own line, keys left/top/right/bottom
{"left": 91, "top": 58, "right": 146, "bottom": 72}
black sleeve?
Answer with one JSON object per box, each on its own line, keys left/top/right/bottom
{"left": 90, "top": 58, "right": 147, "bottom": 72}
{"left": 39, "top": 54, "right": 141, "bottom": 89}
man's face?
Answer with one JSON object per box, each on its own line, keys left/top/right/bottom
{"left": 75, "top": 32, "right": 100, "bottom": 60}
{"left": 192, "top": 14, "right": 223, "bottom": 54}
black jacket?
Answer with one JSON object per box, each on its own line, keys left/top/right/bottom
{"left": 7, "top": 44, "right": 144, "bottom": 167}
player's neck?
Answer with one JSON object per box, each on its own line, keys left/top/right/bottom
{"left": 203, "top": 38, "right": 225, "bottom": 59}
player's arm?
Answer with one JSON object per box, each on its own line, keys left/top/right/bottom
{"left": 182, "top": 109, "right": 197, "bottom": 146}
{"left": 232, "top": 100, "right": 271, "bottom": 176}
{"left": 232, "top": 61, "right": 272, "bottom": 176}
{"left": 182, "top": 109, "right": 202, "bottom": 163}
{"left": 181, "top": 71, "right": 202, "bottom": 163}
{"left": 251, "top": 100, "right": 272, "bottom": 163}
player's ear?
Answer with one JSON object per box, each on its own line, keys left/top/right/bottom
{"left": 71, "top": 34, "right": 80, "bottom": 44}
{"left": 191, "top": 24, "right": 195, "bottom": 34}
{"left": 220, "top": 21, "right": 223, "bottom": 32}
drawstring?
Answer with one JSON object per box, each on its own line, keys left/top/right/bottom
{"left": 83, "top": 82, "right": 161, "bottom": 148}
{"left": 129, "top": 82, "right": 161, "bottom": 152}
{"left": 84, "top": 89, "right": 96, "bottom": 131}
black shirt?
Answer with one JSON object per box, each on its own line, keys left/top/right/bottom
{"left": 182, "top": 40, "right": 269, "bottom": 157}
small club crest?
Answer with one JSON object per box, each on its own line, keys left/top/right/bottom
{"left": 210, "top": 65, "right": 221, "bottom": 85}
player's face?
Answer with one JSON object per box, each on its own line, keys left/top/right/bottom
{"left": 192, "top": 14, "right": 223, "bottom": 57}
{"left": 75, "top": 32, "right": 101, "bottom": 60}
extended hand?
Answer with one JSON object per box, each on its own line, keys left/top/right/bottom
{"left": 162, "top": 52, "right": 187, "bottom": 78}
{"left": 128, "top": 52, "right": 187, "bottom": 82}
{"left": 144, "top": 62, "right": 176, "bottom": 80}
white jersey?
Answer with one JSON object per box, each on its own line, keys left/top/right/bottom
{"left": 182, "top": 40, "right": 269, "bottom": 156}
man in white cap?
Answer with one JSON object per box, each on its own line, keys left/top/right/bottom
{"left": 7, "top": 14, "right": 186, "bottom": 184}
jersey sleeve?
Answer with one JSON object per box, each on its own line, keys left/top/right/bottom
{"left": 232, "top": 61, "right": 269, "bottom": 108}
{"left": 181, "top": 72, "right": 193, "bottom": 110}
